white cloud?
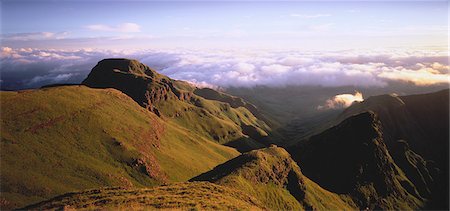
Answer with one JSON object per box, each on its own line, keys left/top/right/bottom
{"left": 261, "top": 64, "right": 291, "bottom": 74}
{"left": 1, "top": 47, "right": 449, "bottom": 90}
{"left": 318, "top": 91, "right": 364, "bottom": 110}
{"left": 86, "top": 23, "right": 141, "bottom": 33}
{"left": 378, "top": 67, "right": 449, "bottom": 86}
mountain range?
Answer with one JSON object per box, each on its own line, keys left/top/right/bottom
{"left": 1, "top": 58, "right": 448, "bottom": 210}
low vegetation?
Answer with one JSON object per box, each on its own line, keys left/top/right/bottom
{"left": 192, "top": 146, "right": 357, "bottom": 210}
{"left": 0, "top": 86, "right": 239, "bottom": 209}
{"left": 21, "top": 182, "right": 265, "bottom": 210}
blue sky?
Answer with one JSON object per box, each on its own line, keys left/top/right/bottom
{"left": 1, "top": 1, "right": 448, "bottom": 50}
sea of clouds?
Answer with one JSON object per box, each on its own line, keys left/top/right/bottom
{"left": 1, "top": 47, "right": 448, "bottom": 91}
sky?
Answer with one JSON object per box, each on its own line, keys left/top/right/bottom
{"left": 1, "top": 1, "right": 448, "bottom": 50}
{"left": 0, "top": 0, "right": 449, "bottom": 91}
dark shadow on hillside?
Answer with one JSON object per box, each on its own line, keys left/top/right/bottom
{"left": 224, "top": 137, "right": 265, "bottom": 153}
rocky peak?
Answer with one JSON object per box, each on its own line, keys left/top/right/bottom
{"left": 82, "top": 58, "right": 191, "bottom": 115}
{"left": 95, "top": 58, "right": 159, "bottom": 78}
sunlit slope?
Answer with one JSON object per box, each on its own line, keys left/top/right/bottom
{"left": 21, "top": 182, "right": 266, "bottom": 210}
{"left": 82, "top": 59, "right": 270, "bottom": 151}
{"left": 192, "top": 146, "right": 357, "bottom": 210}
{"left": 0, "top": 86, "right": 239, "bottom": 209}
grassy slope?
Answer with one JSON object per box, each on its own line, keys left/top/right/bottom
{"left": 157, "top": 96, "right": 268, "bottom": 145}
{"left": 21, "top": 182, "right": 266, "bottom": 210}
{"left": 156, "top": 82, "right": 270, "bottom": 150}
{"left": 0, "top": 86, "right": 239, "bottom": 209}
{"left": 192, "top": 146, "right": 356, "bottom": 210}
{"left": 81, "top": 59, "right": 269, "bottom": 151}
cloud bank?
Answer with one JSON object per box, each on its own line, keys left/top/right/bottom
{"left": 1, "top": 47, "right": 448, "bottom": 90}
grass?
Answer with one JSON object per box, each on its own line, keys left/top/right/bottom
{"left": 21, "top": 182, "right": 266, "bottom": 210}
{"left": 0, "top": 86, "right": 240, "bottom": 209}
{"left": 192, "top": 146, "right": 357, "bottom": 210}
{"left": 156, "top": 94, "right": 269, "bottom": 146}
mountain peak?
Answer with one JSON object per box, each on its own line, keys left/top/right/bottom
{"left": 95, "top": 58, "right": 160, "bottom": 78}
{"left": 82, "top": 58, "right": 187, "bottom": 113}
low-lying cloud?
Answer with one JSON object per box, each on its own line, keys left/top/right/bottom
{"left": 1, "top": 47, "right": 448, "bottom": 90}
{"left": 318, "top": 91, "right": 364, "bottom": 110}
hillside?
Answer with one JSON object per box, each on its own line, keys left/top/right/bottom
{"left": 191, "top": 146, "right": 357, "bottom": 210}
{"left": 82, "top": 59, "right": 270, "bottom": 151}
{"left": 21, "top": 182, "right": 265, "bottom": 210}
{"left": 290, "top": 112, "right": 423, "bottom": 210}
{"left": 0, "top": 86, "right": 241, "bottom": 209}
{"left": 0, "top": 58, "right": 277, "bottom": 209}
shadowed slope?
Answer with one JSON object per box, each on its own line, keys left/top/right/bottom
{"left": 290, "top": 112, "right": 422, "bottom": 210}
{"left": 336, "top": 89, "right": 449, "bottom": 209}
{"left": 339, "top": 90, "right": 449, "bottom": 167}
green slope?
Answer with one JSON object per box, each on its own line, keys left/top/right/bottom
{"left": 0, "top": 86, "right": 239, "bottom": 209}
{"left": 82, "top": 59, "right": 270, "bottom": 150}
{"left": 191, "top": 146, "right": 357, "bottom": 210}
{"left": 21, "top": 182, "right": 266, "bottom": 210}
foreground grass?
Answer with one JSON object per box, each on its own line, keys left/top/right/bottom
{"left": 21, "top": 182, "right": 266, "bottom": 210}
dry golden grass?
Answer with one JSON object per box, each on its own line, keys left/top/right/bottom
{"left": 21, "top": 182, "right": 266, "bottom": 210}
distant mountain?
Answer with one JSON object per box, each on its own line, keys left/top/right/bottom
{"left": 290, "top": 112, "right": 422, "bottom": 210}
{"left": 192, "top": 146, "right": 357, "bottom": 210}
